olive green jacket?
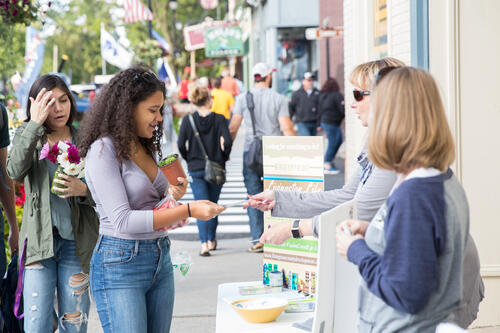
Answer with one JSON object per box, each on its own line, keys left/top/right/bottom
{"left": 6, "top": 120, "right": 99, "bottom": 273}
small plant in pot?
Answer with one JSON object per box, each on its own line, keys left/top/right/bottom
{"left": 158, "top": 153, "right": 186, "bottom": 185}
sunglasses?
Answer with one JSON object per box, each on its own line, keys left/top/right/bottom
{"left": 375, "top": 66, "right": 398, "bottom": 85}
{"left": 133, "top": 70, "right": 159, "bottom": 84}
{"left": 353, "top": 89, "right": 370, "bottom": 102}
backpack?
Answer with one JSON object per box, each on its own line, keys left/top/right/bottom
{"left": 243, "top": 92, "right": 263, "bottom": 177}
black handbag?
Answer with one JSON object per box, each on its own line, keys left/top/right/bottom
{"left": 243, "top": 92, "right": 263, "bottom": 177}
{"left": 1, "top": 253, "right": 24, "bottom": 333}
{"left": 188, "top": 114, "right": 226, "bottom": 186}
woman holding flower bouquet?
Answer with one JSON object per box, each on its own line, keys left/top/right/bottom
{"left": 6, "top": 74, "right": 99, "bottom": 333}
{"left": 79, "top": 66, "right": 225, "bottom": 333}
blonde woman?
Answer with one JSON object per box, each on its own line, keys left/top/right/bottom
{"left": 246, "top": 58, "right": 404, "bottom": 242}
{"left": 336, "top": 67, "right": 469, "bottom": 332}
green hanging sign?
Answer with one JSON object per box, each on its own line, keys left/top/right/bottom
{"left": 204, "top": 27, "right": 244, "bottom": 58}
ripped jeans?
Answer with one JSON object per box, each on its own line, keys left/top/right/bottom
{"left": 23, "top": 233, "right": 90, "bottom": 333}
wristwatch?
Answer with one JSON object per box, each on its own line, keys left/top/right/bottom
{"left": 291, "top": 219, "right": 302, "bottom": 239}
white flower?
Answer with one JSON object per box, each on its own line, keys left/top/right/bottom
{"left": 58, "top": 142, "right": 69, "bottom": 152}
{"left": 63, "top": 163, "right": 80, "bottom": 176}
{"left": 57, "top": 152, "right": 69, "bottom": 165}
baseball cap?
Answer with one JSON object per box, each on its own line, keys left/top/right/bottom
{"left": 252, "top": 62, "right": 277, "bottom": 79}
{"left": 303, "top": 72, "right": 314, "bottom": 80}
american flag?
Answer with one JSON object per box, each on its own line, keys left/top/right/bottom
{"left": 122, "top": 0, "right": 153, "bottom": 23}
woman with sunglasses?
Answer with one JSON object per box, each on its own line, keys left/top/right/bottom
{"left": 245, "top": 59, "right": 483, "bottom": 328}
{"left": 79, "top": 66, "right": 225, "bottom": 333}
{"left": 245, "top": 57, "right": 404, "bottom": 236}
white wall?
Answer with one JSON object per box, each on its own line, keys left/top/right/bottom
{"left": 429, "top": 0, "right": 500, "bottom": 327}
{"left": 343, "top": 0, "right": 411, "bottom": 179}
{"left": 387, "top": 0, "right": 411, "bottom": 64}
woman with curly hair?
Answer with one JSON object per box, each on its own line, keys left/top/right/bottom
{"left": 7, "top": 74, "right": 99, "bottom": 333}
{"left": 79, "top": 66, "right": 225, "bottom": 333}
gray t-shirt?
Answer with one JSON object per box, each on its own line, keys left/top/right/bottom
{"left": 85, "top": 136, "right": 168, "bottom": 240}
{"left": 233, "top": 87, "right": 290, "bottom": 151}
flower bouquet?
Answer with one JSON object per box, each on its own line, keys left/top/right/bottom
{"left": 39, "top": 141, "right": 85, "bottom": 195}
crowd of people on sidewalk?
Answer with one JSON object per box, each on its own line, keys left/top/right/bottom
{"left": 0, "top": 54, "right": 484, "bottom": 332}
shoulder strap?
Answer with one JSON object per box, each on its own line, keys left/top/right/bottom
{"left": 188, "top": 114, "right": 209, "bottom": 160}
{"left": 245, "top": 92, "right": 257, "bottom": 136}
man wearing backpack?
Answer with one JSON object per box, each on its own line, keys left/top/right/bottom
{"left": 229, "top": 62, "right": 295, "bottom": 252}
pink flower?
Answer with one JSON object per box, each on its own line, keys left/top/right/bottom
{"left": 39, "top": 142, "right": 50, "bottom": 160}
{"left": 67, "top": 145, "right": 81, "bottom": 164}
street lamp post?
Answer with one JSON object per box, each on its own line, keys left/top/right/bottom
{"left": 147, "top": 0, "right": 153, "bottom": 39}
{"left": 169, "top": 1, "right": 178, "bottom": 56}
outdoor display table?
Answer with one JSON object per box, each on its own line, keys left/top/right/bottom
{"left": 216, "top": 281, "right": 312, "bottom": 333}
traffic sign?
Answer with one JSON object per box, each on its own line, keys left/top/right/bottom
{"left": 305, "top": 27, "right": 344, "bottom": 40}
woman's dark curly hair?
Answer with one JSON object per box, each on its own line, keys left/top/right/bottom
{"left": 79, "top": 66, "right": 166, "bottom": 161}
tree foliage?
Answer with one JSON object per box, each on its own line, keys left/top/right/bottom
{"left": 1, "top": 0, "right": 230, "bottom": 84}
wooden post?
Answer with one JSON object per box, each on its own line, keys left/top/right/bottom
{"left": 190, "top": 51, "right": 196, "bottom": 79}
{"left": 53, "top": 45, "right": 58, "bottom": 73}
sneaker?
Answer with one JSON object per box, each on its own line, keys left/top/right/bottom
{"left": 324, "top": 166, "right": 341, "bottom": 175}
{"left": 200, "top": 243, "right": 211, "bottom": 257}
{"left": 248, "top": 242, "right": 264, "bottom": 253}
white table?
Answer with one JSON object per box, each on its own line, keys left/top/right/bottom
{"left": 216, "top": 281, "right": 313, "bottom": 333}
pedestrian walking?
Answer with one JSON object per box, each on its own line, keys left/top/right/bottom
{"left": 7, "top": 74, "right": 99, "bottom": 333}
{"left": 210, "top": 77, "right": 235, "bottom": 122}
{"left": 220, "top": 67, "right": 240, "bottom": 97}
{"left": 229, "top": 62, "right": 295, "bottom": 253}
{"left": 178, "top": 85, "right": 232, "bottom": 256}
{"left": 79, "top": 66, "right": 225, "bottom": 333}
{"left": 178, "top": 70, "right": 191, "bottom": 104}
{"left": 336, "top": 67, "right": 469, "bottom": 332}
{"left": 289, "top": 72, "right": 320, "bottom": 136}
{"left": 318, "top": 77, "right": 345, "bottom": 175}
{"left": 246, "top": 59, "right": 483, "bottom": 329}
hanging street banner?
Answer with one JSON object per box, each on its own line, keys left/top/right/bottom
{"left": 204, "top": 27, "right": 243, "bottom": 58}
{"left": 262, "top": 136, "right": 324, "bottom": 294}
{"left": 15, "top": 27, "right": 46, "bottom": 111}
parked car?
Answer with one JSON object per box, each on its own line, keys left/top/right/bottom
{"left": 70, "top": 84, "right": 95, "bottom": 113}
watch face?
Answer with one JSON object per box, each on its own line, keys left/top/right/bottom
{"left": 292, "top": 228, "right": 301, "bottom": 239}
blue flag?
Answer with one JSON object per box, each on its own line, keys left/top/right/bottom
{"left": 152, "top": 29, "right": 170, "bottom": 52}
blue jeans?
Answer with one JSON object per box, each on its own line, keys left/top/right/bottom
{"left": 90, "top": 235, "right": 174, "bottom": 333}
{"left": 189, "top": 169, "right": 223, "bottom": 243}
{"left": 297, "top": 121, "right": 317, "bottom": 136}
{"left": 23, "top": 234, "right": 90, "bottom": 333}
{"left": 242, "top": 152, "right": 264, "bottom": 244}
{"left": 321, "top": 122, "right": 343, "bottom": 163}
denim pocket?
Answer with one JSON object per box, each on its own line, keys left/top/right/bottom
{"left": 101, "top": 247, "right": 135, "bottom": 266}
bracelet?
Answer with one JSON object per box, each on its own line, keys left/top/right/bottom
{"left": 187, "top": 203, "right": 191, "bottom": 217}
